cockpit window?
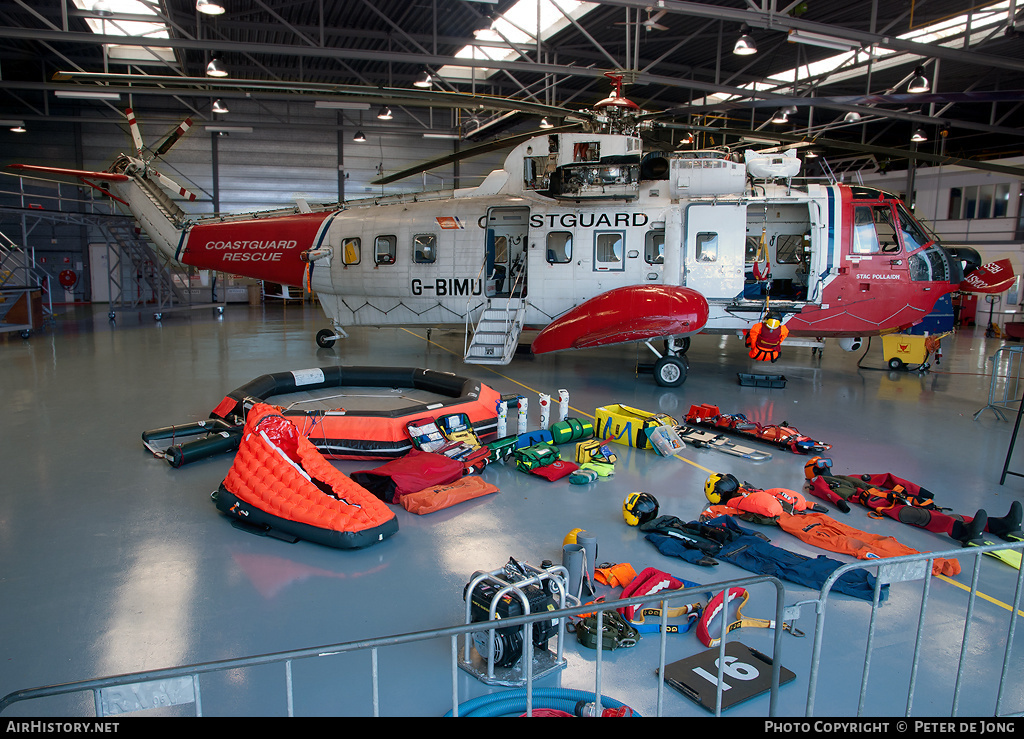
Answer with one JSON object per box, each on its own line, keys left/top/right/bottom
{"left": 896, "top": 204, "right": 931, "bottom": 251}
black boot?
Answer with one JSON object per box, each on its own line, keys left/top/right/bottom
{"left": 952, "top": 510, "right": 989, "bottom": 546}
{"left": 987, "top": 501, "right": 1023, "bottom": 542}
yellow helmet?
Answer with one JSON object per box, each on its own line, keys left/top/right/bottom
{"left": 704, "top": 472, "right": 740, "bottom": 505}
{"left": 623, "top": 492, "right": 659, "bottom": 526}
{"left": 563, "top": 528, "right": 586, "bottom": 546}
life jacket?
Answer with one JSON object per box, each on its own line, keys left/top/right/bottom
{"left": 748, "top": 320, "right": 789, "bottom": 362}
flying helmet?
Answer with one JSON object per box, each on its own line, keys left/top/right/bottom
{"left": 704, "top": 472, "right": 740, "bottom": 505}
{"left": 804, "top": 456, "right": 833, "bottom": 480}
{"left": 623, "top": 492, "right": 659, "bottom": 526}
{"left": 763, "top": 311, "right": 783, "bottom": 330}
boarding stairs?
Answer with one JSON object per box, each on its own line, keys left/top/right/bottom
{"left": 464, "top": 296, "right": 528, "bottom": 365}
{"left": 99, "top": 218, "right": 189, "bottom": 319}
{"left": 0, "top": 228, "right": 53, "bottom": 336}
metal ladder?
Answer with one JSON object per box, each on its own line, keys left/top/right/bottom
{"left": 100, "top": 219, "right": 190, "bottom": 319}
{"left": 464, "top": 296, "right": 528, "bottom": 365}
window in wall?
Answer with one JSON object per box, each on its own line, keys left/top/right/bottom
{"left": 696, "top": 232, "right": 719, "bottom": 262}
{"left": 375, "top": 235, "right": 397, "bottom": 265}
{"left": 645, "top": 230, "right": 665, "bottom": 264}
{"left": 342, "top": 237, "right": 361, "bottom": 266}
{"left": 413, "top": 233, "right": 437, "bottom": 263}
{"left": 979, "top": 185, "right": 995, "bottom": 219}
{"left": 994, "top": 183, "right": 1011, "bottom": 218}
{"left": 964, "top": 186, "right": 979, "bottom": 219}
{"left": 594, "top": 231, "right": 624, "bottom": 271}
{"left": 546, "top": 232, "right": 572, "bottom": 263}
{"left": 948, "top": 187, "right": 963, "bottom": 220}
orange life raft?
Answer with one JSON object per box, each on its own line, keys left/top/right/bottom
{"left": 213, "top": 403, "right": 399, "bottom": 549}
{"left": 208, "top": 366, "right": 501, "bottom": 462}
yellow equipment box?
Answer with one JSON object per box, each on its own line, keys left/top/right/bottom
{"left": 882, "top": 333, "right": 929, "bottom": 367}
{"left": 595, "top": 404, "right": 677, "bottom": 449}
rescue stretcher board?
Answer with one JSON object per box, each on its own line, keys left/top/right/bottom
{"left": 672, "top": 426, "right": 773, "bottom": 461}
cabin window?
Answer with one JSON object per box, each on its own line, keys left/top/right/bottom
{"left": 573, "top": 142, "right": 600, "bottom": 162}
{"left": 546, "top": 232, "right": 572, "bottom": 263}
{"left": 645, "top": 230, "right": 665, "bottom": 264}
{"left": 342, "top": 237, "right": 361, "bottom": 266}
{"left": 413, "top": 233, "right": 437, "bottom": 264}
{"left": 873, "top": 206, "right": 899, "bottom": 253}
{"left": 852, "top": 206, "right": 880, "bottom": 254}
{"left": 594, "top": 231, "right": 624, "bottom": 271}
{"left": 695, "top": 232, "right": 718, "bottom": 262}
{"left": 374, "top": 235, "right": 397, "bottom": 265}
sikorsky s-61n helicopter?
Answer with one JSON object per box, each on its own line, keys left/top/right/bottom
{"left": 10, "top": 73, "right": 1002, "bottom": 386}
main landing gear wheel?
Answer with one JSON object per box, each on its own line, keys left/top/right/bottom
{"left": 316, "top": 328, "right": 337, "bottom": 349}
{"left": 654, "top": 355, "right": 688, "bottom": 387}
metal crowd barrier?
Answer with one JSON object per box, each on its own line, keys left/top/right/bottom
{"left": 975, "top": 345, "right": 1024, "bottom": 421}
{"left": 0, "top": 575, "right": 789, "bottom": 718}
{"left": 3, "top": 542, "right": 1022, "bottom": 718}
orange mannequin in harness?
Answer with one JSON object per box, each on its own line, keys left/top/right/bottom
{"left": 747, "top": 311, "right": 788, "bottom": 362}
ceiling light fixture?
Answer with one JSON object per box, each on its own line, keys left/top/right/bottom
{"left": 414, "top": 71, "right": 433, "bottom": 89}
{"left": 314, "top": 100, "right": 371, "bottom": 110}
{"left": 54, "top": 89, "right": 122, "bottom": 100}
{"left": 211, "top": 99, "right": 229, "bottom": 114}
{"left": 353, "top": 130, "right": 366, "bottom": 142}
{"left": 91, "top": 1, "right": 113, "bottom": 16}
{"left": 911, "top": 127, "right": 927, "bottom": 142}
{"left": 907, "top": 66, "right": 931, "bottom": 93}
{"left": 206, "top": 54, "right": 228, "bottom": 77}
{"left": 771, "top": 106, "right": 798, "bottom": 124}
{"left": 539, "top": 117, "right": 554, "bottom": 129}
{"left": 376, "top": 106, "right": 393, "bottom": 120}
{"left": 787, "top": 29, "right": 857, "bottom": 52}
{"left": 196, "top": 0, "right": 225, "bottom": 15}
{"left": 10, "top": 125, "right": 26, "bottom": 133}
{"left": 733, "top": 25, "right": 757, "bottom": 56}
{"left": 844, "top": 111, "right": 862, "bottom": 123}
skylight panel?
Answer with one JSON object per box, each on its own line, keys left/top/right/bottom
{"left": 74, "top": 0, "right": 176, "bottom": 66}
{"left": 438, "top": 0, "right": 598, "bottom": 82}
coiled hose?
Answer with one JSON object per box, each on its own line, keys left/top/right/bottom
{"left": 444, "top": 687, "right": 639, "bottom": 717}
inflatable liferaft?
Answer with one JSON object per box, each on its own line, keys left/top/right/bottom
{"left": 213, "top": 403, "right": 398, "bottom": 549}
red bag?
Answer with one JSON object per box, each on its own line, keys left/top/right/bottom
{"left": 351, "top": 450, "right": 465, "bottom": 504}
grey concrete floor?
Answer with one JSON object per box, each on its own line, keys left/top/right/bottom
{"left": 1, "top": 301, "right": 1023, "bottom": 718}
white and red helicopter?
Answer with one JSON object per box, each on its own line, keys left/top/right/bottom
{"left": 10, "top": 74, "right": 1005, "bottom": 386}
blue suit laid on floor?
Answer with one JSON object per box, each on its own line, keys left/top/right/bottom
{"left": 645, "top": 516, "right": 886, "bottom": 603}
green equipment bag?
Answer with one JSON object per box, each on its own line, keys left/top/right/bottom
{"left": 514, "top": 442, "right": 560, "bottom": 473}
{"left": 550, "top": 417, "right": 594, "bottom": 445}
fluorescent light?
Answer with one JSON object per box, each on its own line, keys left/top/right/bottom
{"left": 423, "top": 132, "right": 460, "bottom": 139}
{"left": 788, "top": 29, "right": 857, "bottom": 52}
{"left": 204, "top": 125, "right": 252, "bottom": 133}
{"left": 54, "top": 89, "right": 122, "bottom": 100}
{"left": 314, "top": 100, "right": 371, "bottom": 110}
{"left": 0, "top": 119, "right": 26, "bottom": 127}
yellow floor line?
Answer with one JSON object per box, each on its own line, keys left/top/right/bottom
{"left": 401, "top": 328, "right": 1020, "bottom": 614}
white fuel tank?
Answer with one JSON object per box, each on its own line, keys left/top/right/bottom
{"left": 744, "top": 148, "right": 802, "bottom": 179}
{"left": 668, "top": 151, "right": 746, "bottom": 198}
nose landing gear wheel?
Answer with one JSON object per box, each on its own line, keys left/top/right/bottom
{"left": 654, "top": 355, "right": 688, "bottom": 387}
{"left": 316, "top": 329, "right": 337, "bottom": 349}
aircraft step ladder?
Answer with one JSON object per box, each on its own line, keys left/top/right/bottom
{"left": 101, "top": 220, "right": 190, "bottom": 318}
{"left": 0, "top": 228, "right": 54, "bottom": 331}
{"left": 464, "top": 297, "right": 527, "bottom": 365}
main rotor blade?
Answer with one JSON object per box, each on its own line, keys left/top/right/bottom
{"left": 52, "top": 71, "right": 581, "bottom": 120}
{"left": 371, "top": 124, "right": 581, "bottom": 186}
{"left": 125, "top": 107, "right": 144, "bottom": 158}
{"left": 667, "top": 124, "right": 1024, "bottom": 178}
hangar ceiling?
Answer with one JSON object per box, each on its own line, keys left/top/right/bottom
{"left": 0, "top": 0, "right": 1022, "bottom": 180}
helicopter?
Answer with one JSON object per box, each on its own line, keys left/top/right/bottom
{"left": 9, "top": 73, "right": 999, "bottom": 387}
